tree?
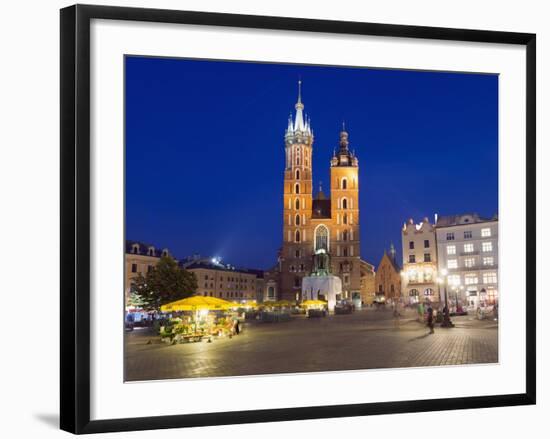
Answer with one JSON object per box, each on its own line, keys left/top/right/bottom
{"left": 133, "top": 255, "right": 198, "bottom": 310}
{"left": 127, "top": 291, "right": 148, "bottom": 309}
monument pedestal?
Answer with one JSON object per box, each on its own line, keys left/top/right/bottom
{"left": 302, "top": 275, "right": 342, "bottom": 313}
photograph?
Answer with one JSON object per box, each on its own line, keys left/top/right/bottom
{"left": 123, "top": 56, "right": 499, "bottom": 382}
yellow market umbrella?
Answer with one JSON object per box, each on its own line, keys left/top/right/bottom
{"left": 160, "top": 296, "right": 233, "bottom": 335}
{"left": 274, "top": 300, "right": 293, "bottom": 307}
{"left": 226, "top": 301, "right": 257, "bottom": 310}
{"left": 160, "top": 295, "right": 233, "bottom": 312}
{"left": 302, "top": 300, "right": 327, "bottom": 308}
{"left": 261, "top": 301, "right": 277, "bottom": 307}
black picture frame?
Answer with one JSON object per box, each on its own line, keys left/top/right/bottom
{"left": 60, "top": 4, "right": 536, "bottom": 434}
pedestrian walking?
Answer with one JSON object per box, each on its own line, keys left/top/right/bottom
{"left": 427, "top": 305, "right": 435, "bottom": 334}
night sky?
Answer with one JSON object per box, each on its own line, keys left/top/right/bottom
{"left": 125, "top": 56, "right": 498, "bottom": 270}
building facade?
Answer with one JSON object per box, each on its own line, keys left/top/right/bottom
{"left": 279, "top": 82, "right": 361, "bottom": 301}
{"left": 374, "top": 247, "right": 401, "bottom": 304}
{"left": 401, "top": 218, "right": 439, "bottom": 305}
{"left": 435, "top": 213, "right": 499, "bottom": 309}
{"left": 183, "top": 260, "right": 258, "bottom": 301}
{"left": 125, "top": 241, "right": 171, "bottom": 301}
{"left": 125, "top": 243, "right": 264, "bottom": 305}
{"left": 359, "top": 259, "right": 376, "bottom": 305}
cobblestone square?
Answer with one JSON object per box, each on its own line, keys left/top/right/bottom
{"left": 125, "top": 309, "right": 498, "bottom": 381}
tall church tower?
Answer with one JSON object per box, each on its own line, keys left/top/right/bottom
{"left": 330, "top": 124, "right": 361, "bottom": 299}
{"left": 281, "top": 81, "right": 314, "bottom": 300}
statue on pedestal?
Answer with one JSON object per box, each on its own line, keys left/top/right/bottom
{"left": 312, "top": 249, "right": 330, "bottom": 276}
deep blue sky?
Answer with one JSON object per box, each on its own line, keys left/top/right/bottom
{"left": 125, "top": 56, "right": 498, "bottom": 270}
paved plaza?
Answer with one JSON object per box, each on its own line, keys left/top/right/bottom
{"left": 124, "top": 309, "right": 498, "bottom": 381}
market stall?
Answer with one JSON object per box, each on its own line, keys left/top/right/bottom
{"left": 159, "top": 296, "right": 236, "bottom": 343}
{"left": 301, "top": 299, "right": 328, "bottom": 317}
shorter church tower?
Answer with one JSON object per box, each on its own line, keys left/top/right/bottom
{"left": 330, "top": 125, "right": 361, "bottom": 299}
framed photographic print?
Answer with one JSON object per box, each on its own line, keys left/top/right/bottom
{"left": 60, "top": 4, "right": 536, "bottom": 434}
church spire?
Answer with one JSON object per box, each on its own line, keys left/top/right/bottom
{"left": 339, "top": 121, "right": 349, "bottom": 151}
{"left": 293, "top": 80, "right": 306, "bottom": 132}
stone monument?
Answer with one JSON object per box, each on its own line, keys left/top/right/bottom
{"left": 301, "top": 249, "right": 342, "bottom": 313}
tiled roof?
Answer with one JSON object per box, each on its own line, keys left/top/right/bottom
{"left": 125, "top": 240, "right": 167, "bottom": 257}
{"left": 181, "top": 260, "right": 264, "bottom": 277}
{"left": 436, "top": 213, "right": 498, "bottom": 228}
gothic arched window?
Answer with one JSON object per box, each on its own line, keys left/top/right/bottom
{"left": 296, "top": 169, "right": 300, "bottom": 180}
{"left": 342, "top": 230, "right": 348, "bottom": 241}
{"left": 295, "top": 183, "right": 300, "bottom": 194}
{"left": 342, "top": 178, "right": 347, "bottom": 189}
{"left": 295, "top": 214, "right": 300, "bottom": 226}
{"left": 343, "top": 213, "right": 348, "bottom": 224}
{"left": 315, "top": 225, "right": 329, "bottom": 252}
{"left": 295, "top": 198, "right": 300, "bottom": 210}
{"left": 295, "top": 230, "right": 301, "bottom": 242}
{"left": 342, "top": 198, "right": 348, "bottom": 209}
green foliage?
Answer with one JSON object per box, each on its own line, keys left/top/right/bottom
{"left": 127, "top": 291, "right": 148, "bottom": 308}
{"left": 132, "top": 255, "right": 198, "bottom": 310}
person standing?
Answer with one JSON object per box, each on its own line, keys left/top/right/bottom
{"left": 427, "top": 305, "right": 435, "bottom": 334}
{"left": 417, "top": 302, "right": 424, "bottom": 322}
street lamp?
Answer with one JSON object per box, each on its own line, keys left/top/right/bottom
{"left": 438, "top": 268, "right": 454, "bottom": 328}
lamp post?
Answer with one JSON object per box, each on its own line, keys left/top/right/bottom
{"left": 438, "top": 269, "right": 454, "bottom": 328}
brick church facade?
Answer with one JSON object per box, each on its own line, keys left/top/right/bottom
{"left": 271, "top": 82, "right": 362, "bottom": 302}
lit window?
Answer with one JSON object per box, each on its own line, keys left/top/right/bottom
{"left": 448, "top": 275, "right": 460, "bottom": 285}
{"left": 447, "top": 259, "right": 458, "bottom": 269}
{"left": 482, "top": 242, "right": 493, "bottom": 252}
{"left": 464, "top": 257, "right": 475, "bottom": 268}
{"left": 424, "top": 270, "right": 433, "bottom": 282}
{"left": 446, "top": 232, "right": 455, "bottom": 241}
{"left": 465, "top": 274, "right": 478, "bottom": 285}
{"left": 463, "top": 243, "right": 474, "bottom": 253}
{"left": 483, "top": 257, "right": 494, "bottom": 266}
{"left": 481, "top": 228, "right": 491, "bottom": 237}
{"left": 464, "top": 231, "right": 472, "bottom": 239}
{"left": 447, "top": 245, "right": 456, "bottom": 255}
{"left": 483, "top": 272, "right": 497, "bottom": 284}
